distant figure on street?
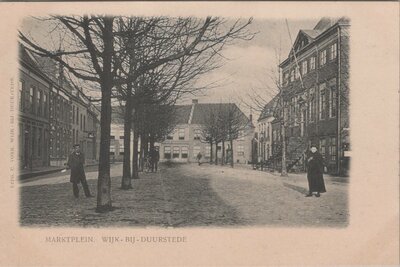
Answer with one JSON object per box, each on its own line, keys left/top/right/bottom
{"left": 67, "top": 144, "right": 93, "bottom": 198}
{"left": 196, "top": 152, "right": 202, "bottom": 165}
{"left": 150, "top": 147, "right": 160, "bottom": 172}
{"left": 305, "top": 146, "right": 326, "bottom": 197}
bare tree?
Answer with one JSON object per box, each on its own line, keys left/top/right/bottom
{"left": 20, "top": 15, "right": 254, "bottom": 210}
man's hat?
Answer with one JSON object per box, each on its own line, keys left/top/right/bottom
{"left": 73, "top": 144, "right": 80, "bottom": 148}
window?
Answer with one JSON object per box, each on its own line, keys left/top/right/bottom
{"left": 110, "top": 145, "right": 115, "bottom": 155}
{"left": 283, "top": 72, "right": 289, "bottom": 85}
{"left": 76, "top": 130, "right": 79, "bottom": 145}
{"left": 164, "top": 146, "right": 171, "bottom": 159}
{"left": 237, "top": 130, "right": 245, "bottom": 141}
{"left": 319, "top": 83, "right": 327, "bottom": 120}
{"left": 293, "top": 96, "right": 299, "bottom": 125}
{"left": 110, "top": 135, "right": 115, "bottom": 140}
{"left": 43, "top": 93, "right": 48, "bottom": 117}
{"left": 72, "top": 106, "right": 75, "bottom": 124}
{"left": 309, "top": 88, "right": 316, "bottom": 122}
{"left": 173, "top": 146, "right": 180, "bottom": 159}
{"left": 302, "top": 60, "right": 308, "bottom": 75}
{"left": 83, "top": 115, "right": 86, "bottom": 131}
{"left": 72, "top": 129, "right": 75, "bottom": 145}
{"left": 329, "top": 137, "right": 337, "bottom": 161}
{"left": 80, "top": 114, "right": 83, "bottom": 130}
{"left": 194, "top": 129, "right": 201, "bottom": 140}
{"left": 237, "top": 144, "right": 244, "bottom": 156}
{"left": 166, "top": 133, "right": 173, "bottom": 140}
{"left": 37, "top": 128, "right": 42, "bottom": 157}
{"left": 119, "top": 144, "right": 124, "bottom": 155}
{"left": 193, "top": 146, "right": 201, "bottom": 158}
{"left": 18, "top": 80, "right": 24, "bottom": 110}
{"left": 290, "top": 69, "right": 295, "bottom": 82}
{"left": 205, "top": 145, "right": 211, "bottom": 157}
{"left": 319, "top": 138, "right": 326, "bottom": 157}
{"left": 330, "top": 43, "right": 337, "bottom": 60}
{"left": 181, "top": 146, "right": 188, "bottom": 158}
{"left": 119, "top": 136, "right": 124, "bottom": 140}
{"left": 329, "top": 85, "right": 337, "bottom": 118}
{"left": 295, "top": 66, "right": 300, "bottom": 79}
{"left": 30, "top": 86, "right": 35, "bottom": 113}
{"left": 320, "top": 50, "right": 327, "bottom": 66}
{"left": 310, "top": 57, "right": 316, "bottom": 70}
{"left": 76, "top": 107, "right": 79, "bottom": 125}
{"left": 31, "top": 127, "right": 36, "bottom": 157}
{"left": 178, "top": 128, "right": 185, "bottom": 140}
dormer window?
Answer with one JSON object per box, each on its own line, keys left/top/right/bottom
{"left": 330, "top": 43, "right": 337, "bottom": 60}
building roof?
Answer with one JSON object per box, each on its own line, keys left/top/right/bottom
{"left": 258, "top": 95, "right": 280, "bottom": 121}
{"left": 19, "top": 44, "right": 51, "bottom": 84}
{"left": 191, "top": 103, "right": 254, "bottom": 128}
{"left": 173, "top": 105, "right": 192, "bottom": 124}
{"left": 280, "top": 17, "right": 350, "bottom": 68}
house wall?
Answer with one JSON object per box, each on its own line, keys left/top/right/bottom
{"left": 18, "top": 65, "right": 51, "bottom": 169}
{"left": 275, "top": 22, "right": 350, "bottom": 174}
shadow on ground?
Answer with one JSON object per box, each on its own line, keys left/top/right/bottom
{"left": 161, "top": 164, "right": 244, "bottom": 227}
{"left": 282, "top": 182, "right": 309, "bottom": 195}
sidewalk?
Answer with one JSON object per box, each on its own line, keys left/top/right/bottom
{"left": 19, "top": 162, "right": 100, "bottom": 180}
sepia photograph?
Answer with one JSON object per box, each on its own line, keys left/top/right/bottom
{"left": 18, "top": 15, "right": 350, "bottom": 227}
{"left": 0, "top": 2, "right": 398, "bottom": 266}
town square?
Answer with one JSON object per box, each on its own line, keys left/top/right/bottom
{"left": 18, "top": 16, "right": 350, "bottom": 227}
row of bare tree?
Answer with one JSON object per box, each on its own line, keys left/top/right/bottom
{"left": 20, "top": 15, "right": 254, "bottom": 212}
{"left": 201, "top": 103, "right": 250, "bottom": 168}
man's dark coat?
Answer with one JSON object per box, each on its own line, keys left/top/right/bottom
{"left": 67, "top": 152, "right": 86, "bottom": 184}
{"left": 306, "top": 151, "right": 326, "bottom": 193}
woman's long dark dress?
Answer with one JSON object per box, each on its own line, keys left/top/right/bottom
{"left": 306, "top": 152, "right": 326, "bottom": 193}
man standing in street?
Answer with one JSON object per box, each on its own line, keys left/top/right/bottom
{"left": 305, "top": 146, "right": 326, "bottom": 197}
{"left": 67, "top": 144, "right": 93, "bottom": 198}
{"left": 196, "top": 152, "right": 203, "bottom": 166}
{"left": 150, "top": 147, "right": 160, "bottom": 173}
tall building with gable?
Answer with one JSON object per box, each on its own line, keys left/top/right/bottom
{"left": 258, "top": 17, "right": 350, "bottom": 175}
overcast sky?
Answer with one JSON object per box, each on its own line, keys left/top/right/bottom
{"left": 21, "top": 17, "right": 318, "bottom": 120}
{"left": 182, "top": 18, "right": 318, "bottom": 119}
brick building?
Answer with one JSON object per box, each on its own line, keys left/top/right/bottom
{"left": 18, "top": 44, "right": 101, "bottom": 170}
{"left": 18, "top": 45, "right": 51, "bottom": 169}
{"left": 260, "top": 17, "right": 350, "bottom": 175}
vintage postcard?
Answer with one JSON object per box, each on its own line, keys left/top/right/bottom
{"left": 0, "top": 2, "right": 398, "bottom": 266}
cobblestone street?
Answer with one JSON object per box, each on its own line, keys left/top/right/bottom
{"left": 20, "top": 163, "right": 348, "bottom": 227}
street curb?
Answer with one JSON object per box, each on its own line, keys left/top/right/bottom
{"left": 18, "top": 163, "right": 99, "bottom": 180}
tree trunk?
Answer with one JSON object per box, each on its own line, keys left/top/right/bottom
{"left": 281, "top": 122, "right": 288, "bottom": 176}
{"left": 143, "top": 135, "right": 149, "bottom": 159}
{"left": 215, "top": 142, "right": 218, "bottom": 165}
{"left": 139, "top": 135, "right": 144, "bottom": 172}
{"left": 96, "top": 17, "right": 114, "bottom": 213}
{"left": 230, "top": 139, "right": 234, "bottom": 168}
{"left": 121, "top": 89, "right": 133, "bottom": 189}
{"left": 132, "top": 125, "right": 139, "bottom": 179}
{"left": 209, "top": 140, "right": 213, "bottom": 164}
{"left": 221, "top": 140, "right": 225, "bottom": 166}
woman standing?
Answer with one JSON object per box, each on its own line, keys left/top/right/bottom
{"left": 305, "top": 146, "right": 326, "bottom": 197}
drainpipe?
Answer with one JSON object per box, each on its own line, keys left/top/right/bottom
{"left": 337, "top": 26, "right": 342, "bottom": 175}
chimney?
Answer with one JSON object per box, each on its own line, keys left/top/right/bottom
{"left": 192, "top": 99, "right": 199, "bottom": 104}
{"left": 249, "top": 107, "right": 253, "bottom": 123}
